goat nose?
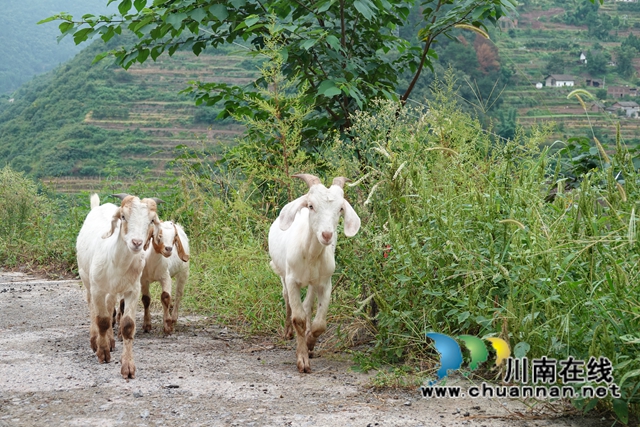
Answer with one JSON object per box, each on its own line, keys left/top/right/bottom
{"left": 132, "top": 239, "right": 143, "bottom": 248}
{"left": 164, "top": 246, "right": 173, "bottom": 253}
{"left": 322, "top": 231, "right": 333, "bottom": 241}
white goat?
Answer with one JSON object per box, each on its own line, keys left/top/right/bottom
{"left": 76, "top": 193, "right": 161, "bottom": 379}
{"left": 268, "top": 174, "right": 361, "bottom": 373}
{"left": 140, "top": 221, "right": 190, "bottom": 335}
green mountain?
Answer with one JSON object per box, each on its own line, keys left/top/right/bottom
{"left": 0, "top": 36, "right": 254, "bottom": 186}
{"left": 0, "top": 0, "right": 114, "bottom": 95}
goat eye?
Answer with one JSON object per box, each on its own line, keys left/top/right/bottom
{"left": 121, "top": 215, "right": 125, "bottom": 220}
{"left": 308, "top": 205, "right": 314, "bottom": 211}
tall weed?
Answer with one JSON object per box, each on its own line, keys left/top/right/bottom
{"left": 335, "top": 75, "right": 639, "bottom": 420}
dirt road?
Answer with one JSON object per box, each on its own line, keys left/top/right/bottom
{"left": 0, "top": 272, "right": 613, "bottom": 426}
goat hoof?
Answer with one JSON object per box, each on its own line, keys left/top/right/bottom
{"left": 297, "top": 362, "right": 311, "bottom": 373}
{"left": 163, "top": 319, "right": 174, "bottom": 336}
{"left": 121, "top": 359, "right": 136, "bottom": 379}
{"left": 296, "top": 355, "right": 311, "bottom": 373}
{"left": 96, "top": 346, "right": 111, "bottom": 363}
{"left": 110, "top": 338, "right": 116, "bottom": 351}
{"left": 90, "top": 336, "right": 98, "bottom": 352}
{"left": 142, "top": 324, "right": 151, "bottom": 333}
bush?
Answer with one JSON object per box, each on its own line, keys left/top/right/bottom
{"left": 330, "top": 79, "right": 639, "bottom": 421}
{"left": 0, "top": 166, "right": 80, "bottom": 272}
{"left": 0, "top": 166, "right": 49, "bottom": 243}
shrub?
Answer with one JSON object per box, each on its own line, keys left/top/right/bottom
{"left": 331, "top": 79, "right": 639, "bottom": 421}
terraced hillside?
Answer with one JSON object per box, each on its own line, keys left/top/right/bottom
{"left": 80, "top": 53, "right": 253, "bottom": 173}
{"left": 0, "top": 40, "right": 258, "bottom": 193}
{"left": 494, "top": 1, "right": 640, "bottom": 146}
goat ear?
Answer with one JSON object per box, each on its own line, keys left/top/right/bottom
{"left": 278, "top": 195, "right": 308, "bottom": 231}
{"left": 173, "top": 225, "right": 190, "bottom": 262}
{"left": 342, "top": 200, "right": 361, "bottom": 237}
{"left": 143, "top": 226, "right": 154, "bottom": 251}
{"left": 102, "top": 208, "right": 121, "bottom": 239}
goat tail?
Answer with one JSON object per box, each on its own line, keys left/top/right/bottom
{"left": 90, "top": 193, "right": 100, "bottom": 210}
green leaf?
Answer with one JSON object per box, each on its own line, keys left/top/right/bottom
{"left": 582, "top": 398, "right": 599, "bottom": 413}
{"left": 150, "top": 46, "right": 163, "bottom": 60}
{"left": 58, "top": 22, "right": 74, "bottom": 34}
{"left": 166, "top": 12, "right": 187, "bottom": 30}
{"left": 317, "top": 1, "right": 333, "bottom": 13}
{"left": 73, "top": 28, "right": 94, "bottom": 44}
{"left": 325, "top": 34, "right": 341, "bottom": 51}
{"left": 131, "top": 14, "right": 154, "bottom": 32}
{"left": 119, "top": 0, "right": 132, "bottom": 15}
{"left": 353, "top": 0, "right": 375, "bottom": 21}
{"left": 92, "top": 51, "right": 110, "bottom": 64}
{"left": 37, "top": 16, "right": 57, "bottom": 25}
{"left": 137, "top": 48, "right": 149, "bottom": 63}
{"left": 612, "top": 399, "right": 628, "bottom": 424}
{"left": 244, "top": 15, "right": 259, "bottom": 28}
{"left": 209, "top": 4, "right": 228, "bottom": 21}
{"left": 230, "top": 0, "right": 246, "bottom": 8}
{"left": 300, "top": 38, "right": 318, "bottom": 50}
{"left": 134, "top": 0, "right": 146, "bottom": 12}
{"left": 318, "top": 81, "right": 342, "bottom": 98}
{"left": 188, "top": 8, "right": 207, "bottom": 23}
{"left": 619, "top": 368, "right": 640, "bottom": 387}
{"left": 394, "top": 273, "right": 411, "bottom": 283}
{"left": 513, "top": 342, "right": 530, "bottom": 358}
{"left": 101, "top": 27, "right": 115, "bottom": 43}
{"left": 457, "top": 311, "right": 470, "bottom": 323}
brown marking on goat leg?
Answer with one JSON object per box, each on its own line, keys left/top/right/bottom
{"left": 284, "top": 320, "right": 294, "bottom": 340}
{"left": 108, "top": 327, "right": 116, "bottom": 351}
{"left": 161, "top": 291, "right": 171, "bottom": 309}
{"left": 120, "top": 314, "right": 136, "bottom": 379}
{"left": 292, "top": 317, "right": 311, "bottom": 373}
{"left": 90, "top": 335, "right": 97, "bottom": 352}
{"left": 141, "top": 295, "right": 151, "bottom": 333}
{"left": 306, "top": 326, "right": 326, "bottom": 358}
{"left": 95, "top": 316, "right": 112, "bottom": 363}
{"left": 284, "top": 303, "right": 294, "bottom": 340}
{"left": 97, "top": 316, "right": 110, "bottom": 334}
{"left": 161, "top": 291, "right": 173, "bottom": 335}
{"left": 120, "top": 316, "right": 135, "bottom": 340}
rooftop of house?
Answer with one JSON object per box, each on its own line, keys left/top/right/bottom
{"left": 545, "top": 74, "right": 575, "bottom": 81}
{"left": 613, "top": 101, "right": 640, "bottom": 107}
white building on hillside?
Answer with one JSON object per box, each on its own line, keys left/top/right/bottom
{"left": 544, "top": 74, "right": 575, "bottom": 87}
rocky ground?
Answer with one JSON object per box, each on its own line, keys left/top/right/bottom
{"left": 0, "top": 272, "right": 616, "bottom": 427}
